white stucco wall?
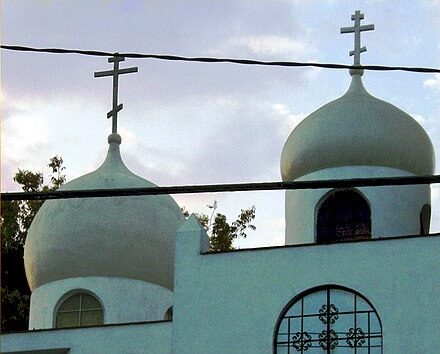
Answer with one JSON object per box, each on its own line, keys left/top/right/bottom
{"left": 1, "top": 321, "right": 171, "bottom": 354}
{"left": 172, "top": 218, "right": 440, "bottom": 353}
{"left": 285, "top": 166, "right": 431, "bottom": 244}
{"left": 29, "top": 277, "right": 173, "bottom": 329}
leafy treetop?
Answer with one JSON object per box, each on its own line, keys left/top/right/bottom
{"left": 181, "top": 202, "right": 256, "bottom": 252}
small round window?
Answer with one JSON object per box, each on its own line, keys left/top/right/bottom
{"left": 55, "top": 292, "right": 103, "bottom": 328}
{"left": 274, "top": 286, "right": 382, "bottom": 353}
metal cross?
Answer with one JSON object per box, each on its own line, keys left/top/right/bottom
{"left": 94, "top": 54, "right": 138, "bottom": 134}
{"left": 340, "top": 10, "right": 374, "bottom": 65}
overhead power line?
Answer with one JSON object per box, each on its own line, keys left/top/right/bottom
{"left": 2, "top": 44, "right": 439, "bottom": 74}
{"left": 2, "top": 175, "right": 440, "bottom": 201}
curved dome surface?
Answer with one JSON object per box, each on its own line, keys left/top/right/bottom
{"left": 24, "top": 134, "right": 185, "bottom": 291}
{"left": 281, "top": 74, "right": 435, "bottom": 181}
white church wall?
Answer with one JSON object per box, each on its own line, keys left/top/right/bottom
{"left": 1, "top": 321, "right": 172, "bottom": 354}
{"left": 173, "top": 217, "right": 440, "bottom": 353}
{"left": 29, "top": 276, "right": 173, "bottom": 329}
{"left": 285, "top": 166, "right": 430, "bottom": 244}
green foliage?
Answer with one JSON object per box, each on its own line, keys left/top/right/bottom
{"left": 48, "top": 155, "right": 66, "bottom": 189}
{"left": 1, "top": 288, "right": 30, "bottom": 333}
{"left": 209, "top": 206, "right": 256, "bottom": 252}
{"left": 182, "top": 204, "right": 256, "bottom": 252}
{"left": 1, "top": 157, "right": 66, "bottom": 333}
{"left": 1, "top": 200, "right": 21, "bottom": 251}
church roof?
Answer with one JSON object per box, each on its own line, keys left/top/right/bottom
{"left": 280, "top": 71, "right": 435, "bottom": 181}
{"left": 281, "top": 11, "right": 435, "bottom": 181}
{"left": 24, "top": 133, "right": 185, "bottom": 291}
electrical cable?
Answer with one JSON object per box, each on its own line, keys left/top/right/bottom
{"left": 2, "top": 175, "right": 440, "bottom": 201}
{"left": 2, "top": 44, "right": 440, "bottom": 74}
{"left": 2, "top": 45, "right": 440, "bottom": 201}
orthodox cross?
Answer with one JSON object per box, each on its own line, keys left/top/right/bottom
{"left": 340, "top": 10, "right": 374, "bottom": 65}
{"left": 94, "top": 54, "right": 138, "bottom": 134}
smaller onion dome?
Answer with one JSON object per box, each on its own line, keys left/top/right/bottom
{"left": 24, "top": 133, "right": 184, "bottom": 291}
{"left": 281, "top": 71, "right": 435, "bottom": 181}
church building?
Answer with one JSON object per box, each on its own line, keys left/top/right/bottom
{"left": 2, "top": 11, "right": 439, "bottom": 353}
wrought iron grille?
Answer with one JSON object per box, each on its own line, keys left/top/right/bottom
{"left": 316, "top": 189, "right": 371, "bottom": 244}
{"left": 274, "top": 286, "right": 382, "bottom": 353}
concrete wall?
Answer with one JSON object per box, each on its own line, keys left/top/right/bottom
{"left": 172, "top": 218, "right": 440, "bottom": 353}
{"left": 285, "top": 166, "right": 431, "bottom": 244}
{"left": 1, "top": 321, "right": 172, "bottom": 354}
{"left": 29, "top": 277, "right": 173, "bottom": 329}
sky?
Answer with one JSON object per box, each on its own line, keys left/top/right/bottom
{"left": 2, "top": 0, "right": 440, "bottom": 248}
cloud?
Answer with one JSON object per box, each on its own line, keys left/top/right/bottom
{"left": 410, "top": 113, "right": 426, "bottom": 125}
{"left": 272, "top": 103, "right": 290, "bottom": 115}
{"left": 271, "top": 103, "right": 307, "bottom": 139}
{"left": 423, "top": 74, "right": 440, "bottom": 89}
{"left": 1, "top": 99, "right": 51, "bottom": 190}
{"left": 117, "top": 95, "right": 302, "bottom": 186}
{"left": 1, "top": 0, "right": 308, "bottom": 101}
{"left": 1, "top": 94, "right": 110, "bottom": 188}
{"left": 179, "top": 99, "right": 289, "bottom": 184}
{"left": 236, "top": 216, "right": 285, "bottom": 248}
{"left": 209, "top": 35, "right": 316, "bottom": 60}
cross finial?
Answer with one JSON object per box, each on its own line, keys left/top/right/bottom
{"left": 94, "top": 54, "right": 138, "bottom": 134}
{"left": 340, "top": 10, "right": 374, "bottom": 66}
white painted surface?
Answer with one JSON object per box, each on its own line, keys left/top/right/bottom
{"left": 25, "top": 136, "right": 185, "bottom": 291}
{"left": 172, "top": 218, "right": 440, "bottom": 353}
{"left": 1, "top": 321, "right": 171, "bottom": 354}
{"left": 285, "top": 166, "right": 431, "bottom": 244}
{"left": 280, "top": 75, "right": 435, "bottom": 181}
{"left": 29, "top": 277, "right": 173, "bottom": 329}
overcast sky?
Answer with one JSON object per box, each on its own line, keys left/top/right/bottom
{"left": 2, "top": 0, "right": 440, "bottom": 247}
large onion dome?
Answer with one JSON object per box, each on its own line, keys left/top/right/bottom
{"left": 281, "top": 72, "right": 435, "bottom": 181}
{"left": 24, "top": 133, "right": 184, "bottom": 291}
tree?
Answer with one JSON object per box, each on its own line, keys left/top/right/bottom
{"left": 181, "top": 202, "right": 256, "bottom": 252}
{"left": 1, "top": 156, "right": 66, "bottom": 333}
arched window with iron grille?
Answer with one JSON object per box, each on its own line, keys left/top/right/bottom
{"left": 274, "top": 285, "right": 383, "bottom": 353}
{"left": 316, "top": 189, "right": 371, "bottom": 243}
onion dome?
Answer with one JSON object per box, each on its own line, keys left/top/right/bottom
{"left": 24, "top": 133, "right": 185, "bottom": 291}
{"left": 280, "top": 71, "right": 435, "bottom": 181}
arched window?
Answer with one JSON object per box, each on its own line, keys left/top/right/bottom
{"left": 55, "top": 291, "right": 103, "bottom": 328}
{"left": 274, "top": 285, "right": 383, "bottom": 353}
{"left": 164, "top": 306, "right": 173, "bottom": 321}
{"left": 420, "top": 204, "right": 431, "bottom": 235}
{"left": 316, "top": 189, "right": 371, "bottom": 243}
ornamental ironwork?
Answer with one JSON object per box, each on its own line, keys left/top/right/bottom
{"left": 318, "top": 304, "right": 339, "bottom": 324}
{"left": 347, "top": 327, "right": 366, "bottom": 348}
{"left": 318, "top": 329, "right": 338, "bottom": 350}
{"left": 274, "top": 286, "right": 383, "bottom": 353}
{"left": 292, "top": 332, "right": 312, "bottom": 351}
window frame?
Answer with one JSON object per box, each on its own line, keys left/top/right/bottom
{"left": 273, "top": 284, "right": 383, "bottom": 354}
{"left": 53, "top": 289, "right": 104, "bottom": 328}
{"left": 315, "top": 188, "right": 372, "bottom": 244}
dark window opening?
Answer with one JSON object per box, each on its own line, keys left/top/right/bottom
{"left": 420, "top": 203, "right": 431, "bottom": 235}
{"left": 316, "top": 189, "right": 371, "bottom": 243}
{"left": 274, "top": 285, "right": 383, "bottom": 353}
{"left": 164, "top": 306, "right": 173, "bottom": 321}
